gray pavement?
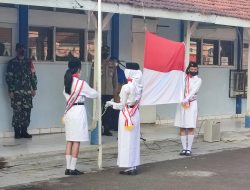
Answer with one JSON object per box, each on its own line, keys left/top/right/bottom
{"left": 1, "top": 118, "right": 250, "bottom": 188}
{"left": 2, "top": 147, "right": 250, "bottom": 190}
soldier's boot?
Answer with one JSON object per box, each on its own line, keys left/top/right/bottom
{"left": 14, "top": 128, "right": 22, "bottom": 139}
{"left": 21, "top": 127, "right": 32, "bottom": 138}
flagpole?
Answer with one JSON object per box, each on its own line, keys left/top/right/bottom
{"left": 97, "top": 0, "right": 103, "bottom": 169}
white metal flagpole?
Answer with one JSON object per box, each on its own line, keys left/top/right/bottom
{"left": 97, "top": 0, "right": 103, "bottom": 169}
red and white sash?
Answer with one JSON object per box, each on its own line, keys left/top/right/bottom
{"left": 122, "top": 102, "right": 140, "bottom": 129}
{"left": 65, "top": 79, "right": 84, "bottom": 114}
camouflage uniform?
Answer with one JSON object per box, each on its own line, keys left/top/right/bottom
{"left": 5, "top": 57, "right": 37, "bottom": 133}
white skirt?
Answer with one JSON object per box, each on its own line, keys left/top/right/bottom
{"left": 64, "top": 105, "right": 89, "bottom": 142}
{"left": 117, "top": 108, "right": 140, "bottom": 168}
{"left": 174, "top": 100, "right": 198, "bottom": 129}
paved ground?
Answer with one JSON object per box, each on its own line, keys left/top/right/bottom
{"left": 1, "top": 118, "right": 250, "bottom": 188}
{"left": 2, "top": 147, "right": 250, "bottom": 190}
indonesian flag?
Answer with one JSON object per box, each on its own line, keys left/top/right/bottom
{"left": 141, "top": 32, "right": 185, "bottom": 105}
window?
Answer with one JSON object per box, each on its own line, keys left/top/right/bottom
{"left": 87, "top": 31, "right": 109, "bottom": 62}
{"left": 190, "top": 38, "right": 234, "bottom": 66}
{"left": 229, "top": 70, "right": 247, "bottom": 98}
{"left": 202, "top": 40, "right": 219, "bottom": 65}
{"left": 28, "top": 27, "right": 53, "bottom": 61}
{"left": 0, "top": 27, "right": 12, "bottom": 56}
{"left": 56, "top": 29, "right": 84, "bottom": 61}
{"left": 220, "top": 41, "right": 234, "bottom": 66}
{"left": 243, "top": 43, "right": 248, "bottom": 67}
{"left": 87, "top": 31, "right": 95, "bottom": 62}
{"left": 190, "top": 38, "right": 201, "bottom": 64}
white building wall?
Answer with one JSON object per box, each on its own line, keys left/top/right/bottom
{"left": 29, "top": 10, "right": 97, "bottom": 30}
{"left": 0, "top": 7, "right": 18, "bottom": 133}
{"left": 157, "top": 18, "right": 181, "bottom": 41}
{"left": 119, "top": 14, "right": 132, "bottom": 62}
{"left": 0, "top": 7, "right": 17, "bottom": 23}
{"left": 0, "top": 62, "right": 93, "bottom": 133}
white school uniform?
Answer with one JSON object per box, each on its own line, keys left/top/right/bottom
{"left": 175, "top": 75, "right": 202, "bottom": 129}
{"left": 109, "top": 69, "right": 143, "bottom": 168}
{"left": 63, "top": 77, "right": 98, "bottom": 142}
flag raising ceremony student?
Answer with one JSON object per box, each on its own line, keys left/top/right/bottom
{"left": 174, "top": 62, "right": 202, "bottom": 156}
{"left": 63, "top": 59, "right": 98, "bottom": 175}
{"left": 106, "top": 62, "right": 143, "bottom": 175}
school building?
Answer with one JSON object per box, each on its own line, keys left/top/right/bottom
{"left": 0, "top": 0, "right": 250, "bottom": 137}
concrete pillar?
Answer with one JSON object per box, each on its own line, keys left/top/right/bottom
{"left": 245, "top": 39, "right": 250, "bottom": 127}
{"left": 184, "top": 21, "right": 191, "bottom": 68}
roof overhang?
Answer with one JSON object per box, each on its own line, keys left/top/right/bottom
{"left": 2, "top": 0, "right": 250, "bottom": 27}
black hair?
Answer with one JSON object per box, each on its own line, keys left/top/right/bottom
{"left": 126, "top": 62, "right": 140, "bottom": 70}
{"left": 186, "top": 62, "right": 198, "bottom": 75}
{"left": 64, "top": 59, "right": 81, "bottom": 95}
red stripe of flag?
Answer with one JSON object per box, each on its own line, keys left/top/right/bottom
{"left": 144, "top": 32, "right": 185, "bottom": 73}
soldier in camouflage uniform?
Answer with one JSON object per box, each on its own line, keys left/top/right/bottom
{"left": 6, "top": 43, "right": 37, "bottom": 139}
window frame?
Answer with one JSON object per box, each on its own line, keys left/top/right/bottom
{"left": 28, "top": 26, "right": 54, "bottom": 62}
{"left": 190, "top": 37, "right": 235, "bottom": 67}
{"left": 220, "top": 40, "right": 235, "bottom": 66}
{"left": 28, "top": 26, "right": 87, "bottom": 63}
{"left": 55, "top": 28, "right": 85, "bottom": 62}
{"left": 0, "top": 23, "right": 16, "bottom": 63}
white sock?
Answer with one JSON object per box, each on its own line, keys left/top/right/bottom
{"left": 187, "top": 135, "right": 194, "bottom": 151}
{"left": 181, "top": 136, "right": 187, "bottom": 150}
{"left": 66, "top": 155, "right": 72, "bottom": 169}
{"left": 70, "top": 157, "right": 77, "bottom": 171}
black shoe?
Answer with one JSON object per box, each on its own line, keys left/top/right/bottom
{"left": 21, "top": 132, "right": 32, "bottom": 138}
{"left": 70, "top": 169, "right": 84, "bottom": 175}
{"left": 179, "top": 150, "right": 187, "bottom": 156}
{"left": 14, "top": 128, "right": 21, "bottom": 139}
{"left": 128, "top": 169, "right": 138, "bottom": 175}
{"left": 65, "top": 169, "right": 70, "bottom": 175}
{"left": 185, "top": 150, "right": 192, "bottom": 156}
{"left": 119, "top": 169, "right": 138, "bottom": 176}
{"left": 14, "top": 134, "right": 22, "bottom": 139}
{"left": 102, "top": 131, "right": 113, "bottom": 136}
{"left": 119, "top": 170, "right": 127, "bottom": 175}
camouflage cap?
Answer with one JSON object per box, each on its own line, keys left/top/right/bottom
{"left": 15, "top": 43, "right": 26, "bottom": 51}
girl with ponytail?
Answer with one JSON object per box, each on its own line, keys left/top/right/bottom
{"left": 63, "top": 59, "right": 98, "bottom": 175}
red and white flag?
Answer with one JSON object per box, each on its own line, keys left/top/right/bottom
{"left": 141, "top": 32, "right": 185, "bottom": 105}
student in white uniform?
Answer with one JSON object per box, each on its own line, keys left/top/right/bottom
{"left": 175, "top": 62, "right": 202, "bottom": 156}
{"left": 63, "top": 59, "right": 98, "bottom": 175}
{"left": 106, "top": 62, "right": 143, "bottom": 175}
